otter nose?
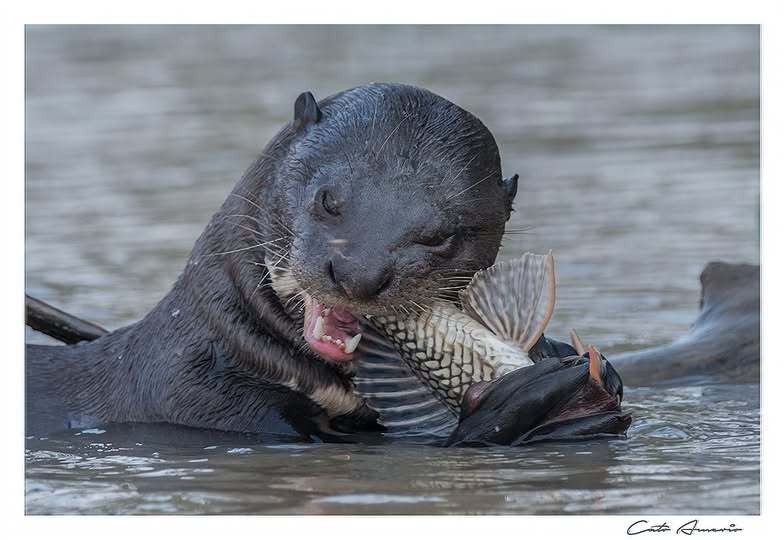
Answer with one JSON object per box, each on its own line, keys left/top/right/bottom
{"left": 327, "top": 258, "right": 393, "bottom": 301}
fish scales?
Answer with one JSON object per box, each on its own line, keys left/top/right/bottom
{"left": 365, "top": 253, "right": 557, "bottom": 415}
{"left": 370, "top": 303, "right": 533, "bottom": 411}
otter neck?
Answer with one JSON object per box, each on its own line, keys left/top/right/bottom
{"left": 185, "top": 192, "right": 366, "bottom": 418}
{"left": 58, "top": 189, "right": 366, "bottom": 423}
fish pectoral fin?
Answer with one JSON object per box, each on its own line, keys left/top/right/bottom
{"left": 353, "top": 322, "right": 457, "bottom": 437}
{"left": 570, "top": 329, "right": 587, "bottom": 355}
{"left": 459, "top": 252, "right": 556, "bottom": 352}
{"left": 588, "top": 345, "right": 603, "bottom": 384}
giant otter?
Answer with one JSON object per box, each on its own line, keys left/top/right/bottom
{"left": 610, "top": 261, "right": 759, "bottom": 385}
{"left": 26, "top": 83, "right": 520, "bottom": 439}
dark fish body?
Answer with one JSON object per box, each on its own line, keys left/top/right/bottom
{"left": 446, "top": 353, "right": 630, "bottom": 446}
{"left": 360, "top": 252, "right": 632, "bottom": 445}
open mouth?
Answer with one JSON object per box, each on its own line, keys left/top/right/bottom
{"left": 303, "top": 295, "right": 362, "bottom": 363}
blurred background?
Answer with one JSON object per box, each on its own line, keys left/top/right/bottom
{"left": 25, "top": 25, "right": 759, "bottom": 350}
{"left": 24, "top": 25, "right": 760, "bottom": 515}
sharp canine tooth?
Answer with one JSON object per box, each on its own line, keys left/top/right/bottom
{"left": 314, "top": 316, "right": 325, "bottom": 339}
{"left": 344, "top": 333, "right": 362, "bottom": 354}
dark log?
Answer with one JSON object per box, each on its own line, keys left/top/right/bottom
{"left": 25, "top": 294, "right": 108, "bottom": 345}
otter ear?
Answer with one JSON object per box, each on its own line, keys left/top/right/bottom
{"left": 294, "top": 91, "right": 322, "bottom": 129}
{"left": 502, "top": 173, "right": 519, "bottom": 219}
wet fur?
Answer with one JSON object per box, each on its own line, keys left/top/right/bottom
{"left": 610, "top": 262, "right": 760, "bottom": 385}
{"left": 280, "top": 84, "right": 511, "bottom": 316}
{"left": 26, "top": 83, "right": 513, "bottom": 437}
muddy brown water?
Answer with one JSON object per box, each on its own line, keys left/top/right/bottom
{"left": 25, "top": 25, "right": 759, "bottom": 514}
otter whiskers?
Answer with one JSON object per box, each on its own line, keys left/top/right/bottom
{"left": 438, "top": 153, "right": 479, "bottom": 189}
{"left": 204, "top": 237, "right": 286, "bottom": 258}
{"left": 445, "top": 170, "right": 498, "bottom": 202}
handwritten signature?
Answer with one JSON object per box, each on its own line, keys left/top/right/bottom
{"left": 627, "top": 520, "right": 743, "bottom": 535}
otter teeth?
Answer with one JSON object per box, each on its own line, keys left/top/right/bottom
{"left": 313, "top": 316, "right": 325, "bottom": 339}
{"left": 316, "top": 329, "right": 362, "bottom": 354}
{"left": 344, "top": 333, "right": 362, "bottom": 353}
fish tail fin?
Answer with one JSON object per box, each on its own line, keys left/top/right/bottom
{"left": 459, "top": 252, "right": 556, "bottom": 352}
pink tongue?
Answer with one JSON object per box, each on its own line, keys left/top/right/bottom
{"left": 331, "top": 306, "right": 356, "bottom": 323}
{"left": 303, "top": 300, "right": 360, "bottom": 363}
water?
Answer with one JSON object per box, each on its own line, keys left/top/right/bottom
{"left": 25, "top": 25, "right": 760, "bottom": 514}
{"left": 25, "top": 383, "right": 759, "bottom": 514}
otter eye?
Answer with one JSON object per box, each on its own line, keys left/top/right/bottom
{"left": 416, "top": 231, "right": 458, "bottom": 249}
{"left": 314, "top": 187, "right": 341, "bottom": 217}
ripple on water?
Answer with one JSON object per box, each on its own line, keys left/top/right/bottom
{"left": 24, "top": 382, "right": 760, "bottom": 514}
{"left": 24, "top": 25, "right": 759, "bottom": 515}
{"left": 313, "top": 494, "right": 446, "bottom": 505}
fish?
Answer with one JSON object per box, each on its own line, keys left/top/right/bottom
{"left": 366, "top": 252, "right": 557, "bottom": 413}
{"left": 355, "top": 252, "right": 631, "bottom": 443}
{"left": 446, "top": 345, "right": 630, "bottom": 446}
{"left": 23, "top": 251, "right": 631, "bottom": 444}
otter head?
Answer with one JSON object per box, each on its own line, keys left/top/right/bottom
{"left": 254, "top": 83, "right": 518, "bottom": 364}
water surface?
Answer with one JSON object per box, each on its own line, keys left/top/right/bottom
{"left": 25, "top": 25, "right": 759, "bottom": 514}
